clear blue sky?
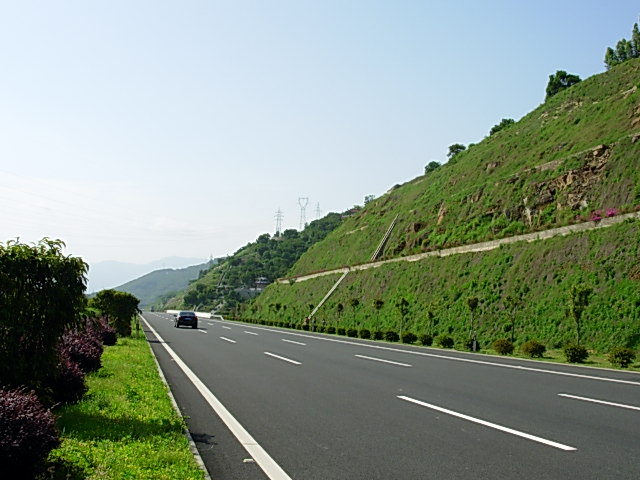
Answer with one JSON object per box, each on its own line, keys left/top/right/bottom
{"left": 1, "top": 1, "right": 638, "bottom": 271}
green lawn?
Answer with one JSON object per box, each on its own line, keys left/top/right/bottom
{"left": 43, "top": 334, "right": 205, "bottom": 480}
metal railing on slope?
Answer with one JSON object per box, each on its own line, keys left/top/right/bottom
{"left": 370, "top": 214, "right": 398, "bottom": 262}
{"left": 307, "top": 269, "right": 349, "bottom": 320}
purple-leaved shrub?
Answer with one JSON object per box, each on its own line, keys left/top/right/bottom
{"left": 0, "top": 388, "right": 60, "bottom": 479}
{"left": 87, "top": 316, "right": 117, "bottom": 346}
{"left": 50, "top": 350, "right": 88, "bottom": 405}
{"left": 59, "top": 329, "right": 103, "bottom": 374}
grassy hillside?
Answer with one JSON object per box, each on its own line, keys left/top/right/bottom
{"left": 289, "top": 59, "right": 640, "bottom": 276}
{"left": 248, "top": 59, "right": 640, "bottom": 353}
{"left": 252, "top": 219, "right": 640, "bottom": 351}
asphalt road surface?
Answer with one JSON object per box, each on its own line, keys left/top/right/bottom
{"left": 140, "top": 312, "right": 640, "bottom": 480}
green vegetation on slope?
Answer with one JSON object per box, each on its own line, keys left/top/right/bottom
{"left": 163, "top": 212, "right": 345, "bottom": 313}
{"left": 249, "top": 59, "right": 640, "bottom": 355}
{"left": 289, "top": 59, "right": 640, "bottom": 276}
{"left": 46, "top": 336, "right": 203, "bottom": 480}
{"left": 252, "top": 219, "right": 640, "bottom": 352}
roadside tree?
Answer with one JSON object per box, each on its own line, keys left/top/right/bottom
{"left": 0, "top": 238, "right": 87, "bottom": 392}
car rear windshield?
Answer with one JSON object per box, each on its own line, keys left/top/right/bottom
{"left": 179, "top": 311, "right": 195, "bottom": 316}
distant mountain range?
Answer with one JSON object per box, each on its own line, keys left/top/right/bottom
{"left": 87, "top": 256, "right": 208, "bottom": 293}
{"left": 114, "top": 262, "right": 214, "bottom": 307}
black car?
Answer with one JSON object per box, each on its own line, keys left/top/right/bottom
{"left": 174, "top": 311, "right": 198, "bottom": 329}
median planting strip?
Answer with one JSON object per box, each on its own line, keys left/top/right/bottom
{"left": 398, "top": 395, "right": 576, "bottom": 452}
{"left": 558, "top": 393, "right": 640, "bottom": 411}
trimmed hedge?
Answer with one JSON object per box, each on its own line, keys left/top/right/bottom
{"left": 564, "top": 343, "right": 589, "bottom": 363}
{"left": 492, "top": 339, "right": 515, "bottom": 355}
{"left": 608, "top": 347, "right": 636, "bottom": 368}
{"left": 401, "top": 332, "right": 417, "bottom": 344}
{"left": 384, "top": 331, "right": 399, "bottom": 342}
{"left": 359, "top": 329, "right": 371, "bottom": 339}
{"left": 521, "top": 340, "right": 546, "bottom": 358}
{"left": 418, "top": 334, "right": 433, "bottom": 346}
{"left": 436, "top": 335, "right": 454, "bottom": 348}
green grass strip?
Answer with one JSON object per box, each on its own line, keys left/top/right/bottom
{"left": 44, "top": 336, "right": 204, "bottom": 480}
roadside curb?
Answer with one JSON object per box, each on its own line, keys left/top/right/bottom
{"left": 138, "top": 314, "right": 212, "bottom": 480}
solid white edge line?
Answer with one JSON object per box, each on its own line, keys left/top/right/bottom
{"left": 225, "top": 323, "right": 640, "bottom": 387}
{"left": 558, "top": 393, "right": 640, "bottom": 411}
{"left": 282, "top": 339, "right": 307, "bottom": 346}
{"left": 264, "top": 352, "right": 302, "bottom": 365}
{"left": 220, "top": 337, "right": 236, "bottom": 344}
{"left": 139, "top": 316, "right": 212, "bottom": 480}
{"left": 142, "top": 317, "right": 292, "bottom": 480}
{"left": 398, "top": 395, "right": 576, "bottom": 451}
{"left": 355, "top": 354, "right": 412, "bottom": 367}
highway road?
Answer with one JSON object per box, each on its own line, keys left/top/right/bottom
{"left": 140, "top": 312, "right": 640, "bottom": 479}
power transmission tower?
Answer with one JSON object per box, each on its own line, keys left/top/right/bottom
{"left": 298, "top": 197, "right": 309, "bottom": 230}
{"left": 274, "top": 208, "right": 284, "bottom": 235}
{"left": 315, "top": 202, "right": 321, "bottom": 219}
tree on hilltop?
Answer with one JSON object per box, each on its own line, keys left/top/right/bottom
{"left": 489, "top": 118, "right": 515, "bottom": 136}
{"left": 447, "top": 144, "right": 466, "bottom": 159}
{"left": 604, "top": 20, "right": 640, "bottom": 69}
{"left": 424, "top": 161, "right": 441, "bottom": 174}
{"left": 545, "top": 70, "right": 581, "bottom": 100}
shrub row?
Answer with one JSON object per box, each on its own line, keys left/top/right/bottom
{"left": 484, "top": 339, "right": 638, "bottom": 367}
{"left": 243, "top": 318, "right": 440, "bottom": 346}
{"left": 2, "top": 316, "right": 116, "bottom": 477}
{"left": 241, "top": 318, "right": 637, "bottom": 367}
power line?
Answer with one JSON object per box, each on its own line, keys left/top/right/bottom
{"left": 274, "top": 208, "right": 284, "bottom": 235}
{"left": 298, "top": 197, "right": 308, "bottom": 231}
